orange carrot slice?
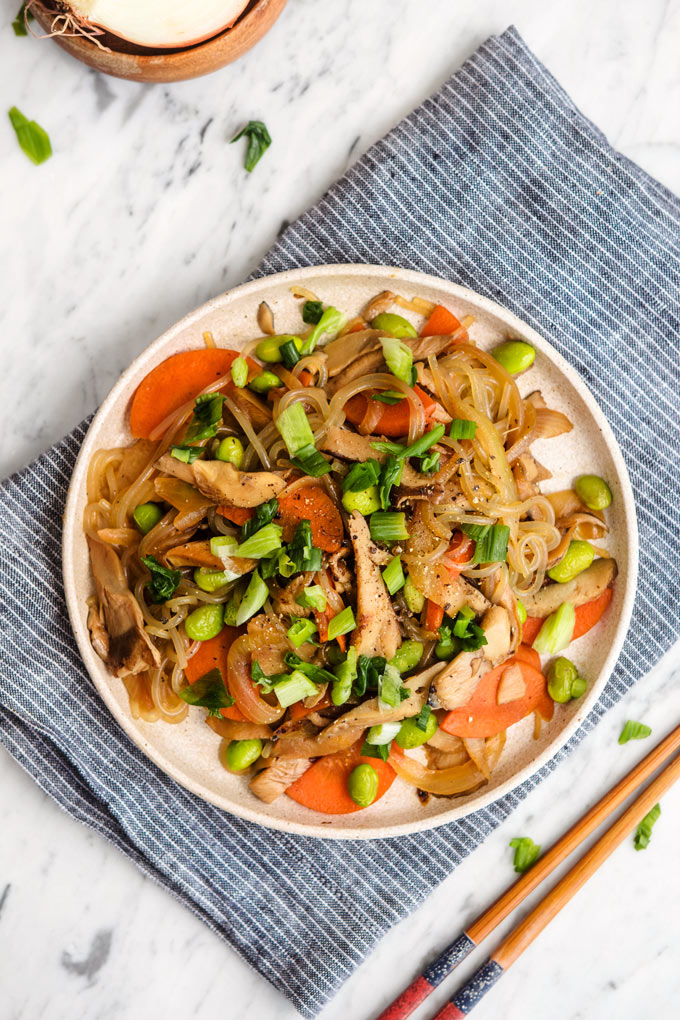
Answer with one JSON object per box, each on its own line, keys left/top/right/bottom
{"left": 129, "top": 348, "right": 242, "bottom": 439}
{"left": 523, "top": 586, "right": 614, "bottom": 647}
{"left": 441, "top": 656, "right": 553, "bottom": 738}
{"left": 217, "top": 485, "right": 343, "bottom": 554}
{"left": 424, "top": 598, "right": 445, "bottom": 633}
{"left": 286, "top": 741, "right": 396, "bottom": 814}
{"left": 288, "top": 692, "right": 332, "bottom": 722}
{"left": 512, "top": 643, "right": 541, "bottom": 671}
{"left": 421, "top": 304, "right": 466, "bottom": 338}
{"left": 185, "top": 626, "right": 245, "bottom": 721}
{"left": 572, "top": 586, "right": 613, "bottom": 639}
{"left": 344, "top": 385, "right": 436, "bottom": 438}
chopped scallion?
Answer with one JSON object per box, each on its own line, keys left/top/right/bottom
{"left": 170, "top": 445, "right": 203, "bottom": 464}
{"left": 460, "top": 522, "right": 510, "bottom": 565}
{"left": 290, "top": 442, "right": 331, "bottom": 477}
{"left": 235, "top": 522, "right": 282, "bottom": 559}
{"left": 231, "top": 356, "right": 249, "bottom": 388}
{"left": 370, "top": 511, "right": 409, "bottom": 543}
{"left": 532, "top": 602, "right": 575, "bottom": 655}
{"left": 327, "top": 606, "right": 356, "bottom": 642}
{"left": 382, "top": 555, "right": 405, "bottom": 595}
{"left": 286, "top": 618, "right": 318, "bottom": 648}
{"left": 619, "top": 720, "right": 653, "bottom": 745}
{"left": 378, "top": 663, "right": 406, "bottom": 710}
{"left": 302, "top": 300, "right": 324, "bottom": 325}
{"left": 301, "top": 306, "right": 344, "bottom": 355}
{"left": 380, "top": 337, "right": 414, "bottom": 385}
{"left": 342, "top": 459, "right": 381, "bottom": 493}
{"left": 634, "top": 803, "right": 661, "bottom": 850}
{"left": 366, "top": 721, "right": 401, "bottom": 745}
{"left": 230, "top": 120, "right": 271, "bottom": 172}
{"left": 371, "top": 390, "right": 405, "bottom": 405}
{"left": 275, "top": 401, "right": 316, "bottom": 457}
{"left": 234, "top": 570, "right": 269, "bottom": 626}
{"left": 509, "top": 837, "right": 541, "bottom": 873}
{"left": 185, "top": 393, "right": 224, "bottom": 442}
{"left": 280, "top": 338, "right": 301, "bottom": 368}
{"left": 274, "top": 670, "right": 318, "bottom": 708}
{"left": 287, "top": 520, "right": 323, "bottom": 573}
{"left": 8, "top": 106, "right": 51, "bottom": 165}
{"left": 177, "top": 667, "right": 234, "bottom": 716}
{"left": 449, "top": 419, "right": 477, "bottom": 440}
{"left": 295, "top": 585, "right": 327, "bottom": 612}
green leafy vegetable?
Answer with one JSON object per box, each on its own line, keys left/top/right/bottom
{"left": 234, "top": 570, "right": 268, "bottom": 626}
{"left": 382, "top": 555, "right": 405, "bottom": 595}
{"left": 141, "top": 555, "right": 181, "bottom": 604}
{"left": 170, "top": 445, "right": 204, "bottom": 464}
{"left": 449, "top": 419, "right": 477, "bottom": 440}
{"left": 302, "top": 300, "right": 324, "bottom": 324}
{"left": 302, "top": 306, "right": 344, "bottom": 355}
{"left": 12, "top": 2, "right": 33, "bottom": 35}
{"left": 185, "top": 393, "right": 224, "bottom": 442}
{"left": 241, "top": 498, "right": 279, "bottom": 541}
{"left": 532, "top": 602, "right": 575, "bottom": 655}
{"left": 287, "top": 617, "right": 318, "bottom": 647}
{"left": 460, "top": 522, "right": 510, "bottom": 565}
{"left": 354, "top": 655, "right": 387, "bottom": 698}
{"left": 618, "top": 720, "right": 653, "bottom": 744}
{"left": 8, "top": 106, "right": 51, "bottom": 165}
{"left": 275, "top": 402, "right": 316, "bottom": 457}
{"left": 291, "top": 442, "right": 331, "bottom": 478}
{"left": 295, "top": 585, "right": 327, "bottom": 612}
{"left": 327, "top": 606, "right": 356, "bottom": 641}
{"left": 378, "top": 456, "right": 404, "bottom": 510}
{"left": 178, "top": 667, "right": 234, "bottom": 716}
{"left": 371, "top": 424, "right": 446, "bottom": 462}
{"left": 283, "top": 652, "right": 336, "bottom": 686}
{"left": 360, "top": 739, "right": 390, "bottom": 762}
{"left": 236, "top": 522, "right": 282, "bottom": 559}
{"left": 509, "top": 837, "right": 541, "bottom": 873}
{"left": 251, "top": 659, "right": 288, "bottom": 693}
{"left": 287, "top": 520, "right": 323, "bottom": 574}
{"left": 342, "top": 459, "right": 382, "bottom": 493}
{"left": 370, "top": 511, "right": 409, "bottom": 542}
{"left": 274, "top": 670, "right": 318, "bottom": 708}
{"left": 371, "top": 391, "right": 405, "bottom": 405}
{"left": 634, "top": 803, "right": 661, "bottom": 851}
{"left": 230, "top": 120, "right": 271, "bottom": 172}
{"left": 378, "top": 663, "right": 405, "bottom": 709}
{"left": 380, "top": 337, "right": 413, "bottom": 385}
{"left": 414, "top": 704, "right": 432, "bottom": 732}
{"left": 419, "top": 450, "right": 440, "bottom": 474}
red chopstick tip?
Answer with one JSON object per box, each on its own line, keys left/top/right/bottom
{"left": 374, "top": 976, "right": 434, "bottom": 1020}
{"left": 435, "top": 1004, "right": 467, "bottom": 1020}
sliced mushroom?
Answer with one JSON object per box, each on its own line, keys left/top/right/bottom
{"left": 156, "top": 453, "right": 195, "bottom": 484}
{"left": 192, "top": 460, "right": 286, "bottom": 507}
{"left": 249, "top": 757, "right": 312, "bottom": 803}
{"left": 87, "top": 537, "right": 160, "bottom": 677}
{"left": 520, "top": 558, "right": 617, "bottom": 618}
{"left": 434, "top": 605, "right": 512, "bottom": 710}
{"left": 225, "top": 387, "right": 272, "bottom": 430}
{"left": 348, "top": 511, "right": 402, "bottom": 660}
{"left": 165, "top": 539, "right": 224, "bottom": 569}
{"left": 324, "top": 332, "right": 455, "bottom": 395}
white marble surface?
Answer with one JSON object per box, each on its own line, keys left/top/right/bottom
{"left": 2, "top": 1, "right": 680, "bottom": 1017}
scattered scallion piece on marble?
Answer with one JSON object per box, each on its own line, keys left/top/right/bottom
{"left": 230, "top": 120, "right": 271, "bottom": 172}
{"left": 8, "top": 106, "right": 51, "bottom": 164}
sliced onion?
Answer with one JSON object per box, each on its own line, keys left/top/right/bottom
{"left": 227, "top": 634, "right": 284, "bottom": 725}
{"left": 388, "top": 748, "right": 485, "bottom": 795}
{"left": 69, "top": 0, "right": 250, "bottom": 48}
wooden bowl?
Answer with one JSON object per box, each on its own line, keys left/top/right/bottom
{"left": 30, "top": 0, "right": 288, "bottom": 83}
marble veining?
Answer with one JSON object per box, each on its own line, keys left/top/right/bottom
{"left": 1, "top": 1, "right": 679, "bottom": 1018}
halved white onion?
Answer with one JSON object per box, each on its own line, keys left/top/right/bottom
{"left": 69, "top": 0, "right": 251, "bottom": 49}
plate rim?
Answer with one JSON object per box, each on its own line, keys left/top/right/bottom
{"left": 62, "top": 263, "right": 639, "bottom": 839}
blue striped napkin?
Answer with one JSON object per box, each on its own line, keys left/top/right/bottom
{"left": 1, "top": 26, "right": 679, "bottom": 1018}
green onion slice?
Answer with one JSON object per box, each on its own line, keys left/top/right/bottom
{"left": 286, "top": 618, "right": 318, "bottom": 648}
{"left": 231, "top": 356, "right": 249, "bottom": 388}
{"left": 177, "top": 667, "right": 234, "bottom": 716}
{"left": 380, "top": 337, "right": 413, "bottom": 385}
{"left": 8, "top": 106, "right": 51, "bottom": 165}
{"left": 382, "top": 555, "right": 405, "bottom": 595}
{"left": 235, "top": 522, "right": 283, "bottom": 559}
{"left": 327, "top": 606, "right": 356, "bottom": 642}
{"left": 234, "top": 570, "right": 269, "bottom": 626}
{"left": 370, "top": 511, "right": 410, "bottom": 543}
{"left": 342, "top": 459, "right": 382, "bottom": 493}
{"left": 509, "top": 837, "right": 541, "bottom": 873}
{"left": 230, "top": 120, "right": 271, "bottom": 172}
{"left": 618, "top": 720, "right": 653, "bottom": 745}
{"left": 634, "top": 803, "right": 661, "bottom": 851}
{"left": 532, "top": 602, "right": 575, "bottom": 655}
{"left": 295, "top": 585, "right": 327, "bottom": 612}
{"left": 449, "top": 419, "right": 477, "bottom": 440}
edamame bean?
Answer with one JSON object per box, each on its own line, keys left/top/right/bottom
{"left": 403, "top": 575, "right": 425, "bottom": 614}
{"left": 215, "top": 436, "right": 244, "bottom": 468}
{"left": 389, "top": 641, "right": 424, "bottom": 674}
{"left": 248, "top": 371, "right": 281, "bottom": 394}
{"left": 193, "top": 568, "right": 230, "bottom": 593}
{"left": 185, "top": 603, "right": 225, "bottom": 641}
{"left": 547, "top": 540, "right": 595, "bottom": 584}
{"left": 395, "top": 712, "right": 438, "bottom": 749}
{"left": 574, "top": 474, "right": 612, "bottom": 511}
{"left": 492, "top": 340, "right": 536, "bottom": 375}
{"left": 347, "top": 764, "right": 379, "bottom": 807}
{"left": 255, "top": 334, "right": 304, "bottom": 363}
{"left": 342, "top": 485, "right": 381, "bottom": 516}
{"left": 226, "top": 739, "right": 263, "bottom": 772}
{"left": 133, "top": 502, "right": 163, "bottom": 535}
{"left": 546, "top": 657, "right": 586, "bottom": 703}
{"left": 371, "top": 312, "right": 418, "bottom": 339}
{"left": 516, "top": 598, "right": 527, "bottom": 625}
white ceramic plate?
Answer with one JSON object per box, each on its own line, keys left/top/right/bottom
{"left": 62, "top": 265, "right": 638, "bottom": 839}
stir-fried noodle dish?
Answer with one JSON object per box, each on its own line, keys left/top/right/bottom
{"left": 84, "top": 290, "right": 616, "bottom": 814}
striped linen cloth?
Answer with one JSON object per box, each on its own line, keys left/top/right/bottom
{"left": 2, "top": 26, "right": 680, "bottom": 1018}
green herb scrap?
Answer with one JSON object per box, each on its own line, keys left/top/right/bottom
{"left": 141, "top": 555, "right": 181, "bottom": 604}
{"left": 178, "top": 667, "right": 234, "bottom": 716}
{"left": 13, "top": 2, "right": 33, "bottom": 35}
{"left": 231, "top": 120, "right": 271, "bottom": 172}
{"left": 634, "top": 803, "right": 661, "bottom": 851}
{"left": 8, "top": 106, "right": 51, "bottom": 165}
{"left": 509, "top": 836, "right": 541, "bottom": 873}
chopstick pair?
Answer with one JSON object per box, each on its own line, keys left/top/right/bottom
{"left": 375, "top": 723, "right": 680, "bottom": 1020}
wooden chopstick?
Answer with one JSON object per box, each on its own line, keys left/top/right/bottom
{"left": 374, "top": 723, "right": 680, "bottom": 1020}
{"left": 432, "top": 748, "right": 680, "bottom": 1018}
